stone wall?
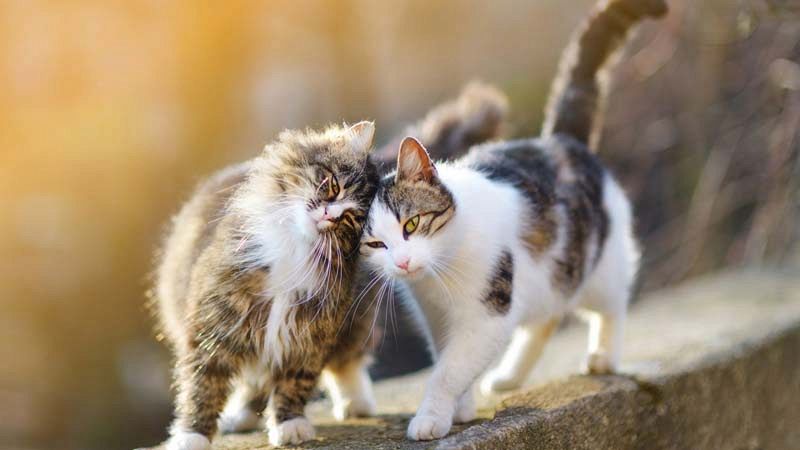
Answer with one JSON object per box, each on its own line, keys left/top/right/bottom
{"left": 147, "top": 268, "right": 800, "bottom": 449}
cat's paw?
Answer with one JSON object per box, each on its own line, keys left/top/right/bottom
{"left": 218, "top": 407, "right": 262, "bottom": 433}
{"left": 268, "top": 417, "right": 316, "bottom": 446}
{"left": 480, "top": 370, "right": 523, "bottom": 394}
{"left": 585, "top": 352, "right": 617, "bottom": 375}
{"left": 165, "top": 432, "right": 211, "bottom": 450}
{"left": 407, "top": 414, "right": 451, "bottom": 441}
{"left": 453, "top": 394, "right": 477, "bottom": 424}
{"left": 332, "top": 393, "right": 377, "bottom": 421}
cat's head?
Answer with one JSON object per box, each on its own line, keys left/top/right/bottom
{"left": 361, "top": 137, "right": 456, "bottom": 279}
{"left": 238, "top": 121, "right": 379, "bottom": 260}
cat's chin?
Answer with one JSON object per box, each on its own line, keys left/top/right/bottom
{"left": 394, "top": 267, "right": 425, "bottom": 281}
{"left": 294, "top": 218, "right": 322, "bottom": 244}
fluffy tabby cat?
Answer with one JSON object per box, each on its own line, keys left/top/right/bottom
{"left": 155, "top": 122, "right": 380, "bottom": 449}
{"left": 153, "top": 84, "right": 508, "bottom": 449}
{"left": 360, "top": 0, "right": 667, "bottom": 441}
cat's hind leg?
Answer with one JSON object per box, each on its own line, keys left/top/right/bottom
{"left": 578, "top": 175, "right": 637, "bottom": 375}
{"left": 480, "top": 317, "right": 560, "bottom": 394}
{"left": 218, "top": 367, "right": 270, "bottom": 433}
{"left": 581, "top": 308, "right": 625, "bottom": 374}
{"left": 321, "top": 355, "right": 377, "bottom": 421}
{"left": 321, "top": 300, "right": 377, "bottom": 421}
{"left": 577, "top": 255, "right": 631, "bottom": 375}
{"left": 577, "top": 240, "right": 634, "bottom": 372}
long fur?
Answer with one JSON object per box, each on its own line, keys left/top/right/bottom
{"left": 155, "top": 123, "right": 380, "bottom": 450}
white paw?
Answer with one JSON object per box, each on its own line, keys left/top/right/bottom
{"left": 219, "top": 407, "right": 262, "bottom": 433}
{"left": 453, "top": 394, "right": 476, "bottom": 424}
{"left": 585, "top": 352, "right": 617, "bottom": 375}
{"left": 407, "top": 414, "right": 451, "bottom": 441}
{"left": 165, "top": 432, "right": 210, "bottom": 450}
{"left": 268, "top": 417, "right": 316, "bottom": 446}
{"left": 332, "top": 393, "right": 377, "bottom": 421}
{"left": 480, "top": 370, "right": 523, "bottom": 395}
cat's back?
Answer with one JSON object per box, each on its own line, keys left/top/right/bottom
{"left": 155, "top": 161, "right": 252, "bottom": 342}
{"left": 463, "top": 135, "right": 612, "bottom": 293}
{"left": 464, "top": 134, "right": 606, "bottom": 206}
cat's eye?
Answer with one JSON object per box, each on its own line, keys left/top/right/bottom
{"left": 319, "top": 174, "right": 340, "bottom": 201}
{"left": 404, "top": 215, "right": 420, "bottom": 236}
{"left": 330, "top": 176, "right": 340, "bottom": 196}
{"left": 364, "top": 241, "right": 387, "bottom": 249}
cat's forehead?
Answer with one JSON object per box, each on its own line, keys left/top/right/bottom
{"left": 304, "top": 144, "right": 367, "bottom": 176}
{"left": 276, "top": 127, "right": 371, "bottom": 177}
{"left": 369, "top": 201, "right": 402, "bottom": 232}
{"left": 376, "top": 176, "right": 454, "bottom": 219}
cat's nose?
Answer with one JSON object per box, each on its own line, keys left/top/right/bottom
{"left": 395, "top": 258, "right": 410, "bottom": 271}
{"left": 316, "top": 207, "right": 336, "bottom": 230}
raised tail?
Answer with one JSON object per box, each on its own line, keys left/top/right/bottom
{"left": 541, "top": 0, "right": 667, "bottom": 149}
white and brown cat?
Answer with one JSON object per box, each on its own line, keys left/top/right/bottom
{"left": 360, "top": 0, "right": 667, "bottom": 441}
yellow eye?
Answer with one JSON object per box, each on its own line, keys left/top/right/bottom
{"left": 319, "top": 175, "right": 339, "bottom": 201}
{"left": 330, "top": 176, "right": 340, "bottom": 196}
{"left": 404, "top": 215, "right": 420, "bottom": 235}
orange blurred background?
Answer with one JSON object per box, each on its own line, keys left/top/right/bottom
{"left": 1, "top": 1, "right": 797, "bottom": 449}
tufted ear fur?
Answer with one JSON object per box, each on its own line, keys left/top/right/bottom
{"left": 396, "top": 137, "right": 438, "bottom": 183}
{"left": 347, "top": 121, "right": 375, "bottom": 152}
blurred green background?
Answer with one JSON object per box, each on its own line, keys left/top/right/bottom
{"left": 1, "top": 1, "right": 797, "bottom": 449}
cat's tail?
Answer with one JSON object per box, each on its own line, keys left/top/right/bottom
{"left": 374, "top": 82, "right": 509, "bottom": 168}
{"left": 541, "top": 0, "right": 667, "bottom": 149}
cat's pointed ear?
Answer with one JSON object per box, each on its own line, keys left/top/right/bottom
{"left": 347, "top": 120, "right": 375, "bottom": 152}
{"left": 396, "top": 137, "right": 438, "bottom": 183}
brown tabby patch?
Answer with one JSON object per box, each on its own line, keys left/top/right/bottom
{"left": 466, "top": 134, "right": 608, "bottom": 297}
{"left": 482, "top": 250, "right": 514, "bottom": 315}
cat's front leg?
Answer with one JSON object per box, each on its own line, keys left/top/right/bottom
{"left": 407, "top": 315, "right": 509, "bottom": 440}
{"left": 167, "top": 354, "right": 236, "bottom": 450}
{"left": 453, "top": 387, "right": 477, "bottom": 423}
{"left": 265, "top": 368, "right": 320, "bottom": 446}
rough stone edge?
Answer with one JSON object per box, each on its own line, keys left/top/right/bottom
{"left": 433, "top": 319, "right": 800, "bottom": 450}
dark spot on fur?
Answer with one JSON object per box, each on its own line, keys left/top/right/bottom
{"left": 482, "top": 250, "right": 513, "bottom": 315}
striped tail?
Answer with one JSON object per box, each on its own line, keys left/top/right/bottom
{"left": 541, "top": 0, "right": 667, "bottom": 149}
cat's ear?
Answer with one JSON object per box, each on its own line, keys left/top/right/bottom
{"left": 396, "top": 137, "right": 438, "bottom": 183}
{"left": 347, "top": 120, "right": 375, "bottom": 152}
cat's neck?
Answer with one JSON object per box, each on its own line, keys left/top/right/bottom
{"left": 437, "top": 163, "right": 524, "bottom": 237}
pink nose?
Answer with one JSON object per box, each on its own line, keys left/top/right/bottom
{"left": 396, "top": 258, "right": 410, "bottom": 271}
{"left": 321, "top": 207, "right": 333, "bottom": 222}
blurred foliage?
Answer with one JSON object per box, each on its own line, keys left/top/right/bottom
{"left": 598, "top": 0, "right": 800, "bottom": 290}
{"left": 0, "top": 1, "right": 796, "bottom": 449}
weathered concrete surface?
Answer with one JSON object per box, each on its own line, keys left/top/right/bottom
{"left": 148, "top": 268, "right": 800, "bottom": 449}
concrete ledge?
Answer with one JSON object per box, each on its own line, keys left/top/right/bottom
{"left": 151, "top": 269, "right": 800, "bottom": 449}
